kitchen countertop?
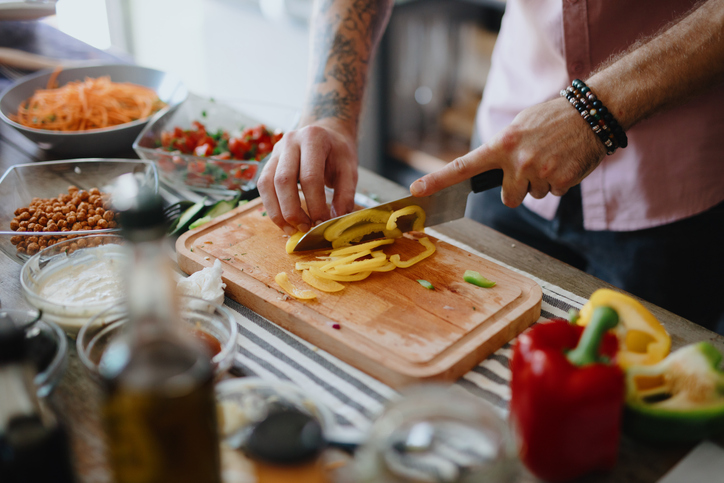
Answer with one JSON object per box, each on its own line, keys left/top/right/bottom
{"left": 1, "top": 21, "right": 723, "bottom": 483}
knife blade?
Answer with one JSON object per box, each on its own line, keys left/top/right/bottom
{"left": 293, "top": 169, "right": 503, "bottom": 252}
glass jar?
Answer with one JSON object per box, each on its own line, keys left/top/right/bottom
{"left": 354, "top": 385, "right": 519, "bottom": 483}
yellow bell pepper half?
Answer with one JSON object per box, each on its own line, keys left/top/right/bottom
{"left": 577, "top": 289, "right": 671, "bottom": 368}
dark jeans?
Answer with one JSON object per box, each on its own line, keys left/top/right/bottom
{"left": 466, "top": 186, "right": 724, "bottom": 335}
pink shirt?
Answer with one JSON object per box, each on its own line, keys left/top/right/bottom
{"left": 477, "top": 0, "right": 724, "bottom": 231}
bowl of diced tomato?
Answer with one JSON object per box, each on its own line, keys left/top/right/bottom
{"left": 133, "top": 94, "right": 289, "bottom": 195}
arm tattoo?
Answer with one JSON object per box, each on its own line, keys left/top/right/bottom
{"left": 308, "top": 0, "right": 391, "bottom": 123}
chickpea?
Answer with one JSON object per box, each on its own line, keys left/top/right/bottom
{"left": 58, "top": 237, "right": 67, "bottom": 243}
{"left": 72, "top": 222, "right": 83, "bottom": 231}
{"left": 28, "top": 223, "right": 37, "bottom": 231}
{"left": 78, "top": 190, "right": 89, "bottom": 201}
{"left": 68, "top": 204, "right": 77, "bottom": 212}
{"left": 62, "top": 194, "right": 72, "bottom": 203}
{"left": 93, "top": 199, "right": 104, "bottom": 208}
{"left": 27, "top": 243, "right": 40, "bottom": 255}
{"left": 88, "top": 209, "right": 96, "bottom": 217}
{"left": 29, "top": 216, "right": 38, "bottom": 224}
{"left": 89, "top": 187, "right": 100, "bottom": 196}
{"left": 61, "top": 227, "right": 69, "bottom": 232}
{"left": 58, "top": 220, "right": 67, "bottom": 228}
{"left": 10, "top": 220, "right": 19, "bottom": 230}
{"left": 70, "top": 242, "right": 79, "bottom": 251}
{"left": 53, "top": 206, "right": 63, "bottom": 213}
{"left": 19, "top": 212, "right": 31, "bottom": 221}
{"left": 17, "top": 247, "right": 26, "bottom": 254}
{"left": 14, "top": 207, "right": 28, "bottom": 216}
{"left": 10, "top": 236, "right": 20, "bottom": 245}
{"left": 47, "top": 240, "right": 56, "bottom": 246}
{"left": 96, "top": 207, "right": 105, "bottom": 216}
{"left": 108, "top": 221, "right": 118, "bottom": 229}
{"left": 27, "top": 235, "right": 38, "bottom": 243}
{"left": 18, "top": 240, "right": 27, "bottom": 249}
{"left": 68, "top": 185, "right": 78, "bottom": 193}
{"left": 88, "top": 216, "right": 98, "bottom": 227}
{"left": 61, "top": 206, "right": 71, "bottom": 215}
{"left": 77, "top": 238, "right": 88, "bottom": 248}
{"left": 71, "top": 197, "right": 81, "bottom": 207}
{"left": 28, "top": 207, "right": 36, "bottom": 214}
{"left": 31, "top": 197, "right": 41, "bottom": 203}
{"left": 89, "top": 194, "right": 99, "bottom": 204}
{"left": 38, "top": 217, "right": 48, "bottom": 226}
{"left": 67, "top": 215, "right": 77, "bottom": 225}
{"left": 103, "top": 211, "right": 114, "bottom": 221}
{"left": 19, "top": 221, "right": 29, "bottom": 229}
{"left": 97, "top": 219, "right": 109, "bottom": 229}
{"left": 16, "top": 227, "right": 26, "bottom": 232}
{"left": 47, "top": 224, "right": 58, "bottom": 232}
{"left": 79, "top": 202, "right": 90, "bottom": 211}
{"left": 77, "top": 212, "right": 87, "bottom": 222}
{"left": 38, "top": 238, "right": 48, "bottom": 247}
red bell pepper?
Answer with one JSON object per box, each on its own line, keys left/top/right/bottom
{"left": 510, "top": 307, "right": 625, "bottom": 482}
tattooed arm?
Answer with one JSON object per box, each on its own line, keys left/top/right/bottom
{"left": 258, "top": 0, "right": 394, "bottom": 235}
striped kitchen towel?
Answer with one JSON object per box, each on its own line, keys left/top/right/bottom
{"left": 223, "top": 227, "right": 589, "bottom": 432}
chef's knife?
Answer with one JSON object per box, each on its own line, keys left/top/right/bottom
{"left": 293, "top": 169, "right": 504, "bottom": 252}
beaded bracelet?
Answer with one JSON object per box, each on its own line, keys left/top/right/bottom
{"left": 559, "top": 79, "right": 628, "bottom": 155}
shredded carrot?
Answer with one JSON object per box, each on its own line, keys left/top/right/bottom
{"left": 10, "top": 68, "right": 166, "bottom": 131}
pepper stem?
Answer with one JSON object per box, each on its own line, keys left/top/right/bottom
{"left": 567, "top": 306, "right": 619, "bottom": 367}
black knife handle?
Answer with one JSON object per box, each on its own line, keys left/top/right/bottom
{"left": 471, "top": 169, "right": 504, "bottom": 193}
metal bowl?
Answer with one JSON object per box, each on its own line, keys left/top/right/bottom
{"left": 0, "top": 159, "right": 158, "bottom": 264}
{"left": 0, "top": 64, "right": 187, "bottom": 157}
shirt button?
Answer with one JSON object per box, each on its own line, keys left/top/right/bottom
{"left": 570, "top": 61, "right": 583, "bottom": 74}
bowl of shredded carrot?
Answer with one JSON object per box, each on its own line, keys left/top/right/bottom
{"left": 0, "top": 64, "right": 187, "bottom": 157}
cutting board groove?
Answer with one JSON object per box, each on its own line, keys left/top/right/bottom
{"left": 177, "top": 198, "right": 541, "bottom": 387}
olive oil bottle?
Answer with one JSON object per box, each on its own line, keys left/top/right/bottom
{"left": 100, "top": 179, "right": 220, "bottom": 483}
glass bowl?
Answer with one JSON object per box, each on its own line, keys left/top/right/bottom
{"left": 354, "top": 385, "right": 519, "bottom": 483}
{"left": 0, "top": 159, "right": 158, "bottom": 264}
{"left": 76, "top": 295, "right": 238, "bottom": 381}
{"left": 0, "top": 64, "right": 188, "bottom": 157}
{"left": 215, "top": 378, "right": 336, "bottom": 442}
{"left": 133, "top": 93, "right": 299, "bottom": 196}
{"left": 20, "top": 234, "right": 128, "bottom": 336}
{"left": 0, "top": 309, "right": 68, "bottom": 398}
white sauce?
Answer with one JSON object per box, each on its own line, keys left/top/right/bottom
{"left": 37, "top": 246, "right": 125, "bottom": 306}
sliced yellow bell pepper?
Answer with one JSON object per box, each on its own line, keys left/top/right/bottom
{"left": 323, "top": 209, "right": 392, "bottom": 241}
{"left": 320, "top": 250, "right": 371, "bottom": 271}
{"left": 275, "top": 272, "right": 317, "bottom": 300}
{"left": 308, "top": 266, "right": 372, "bottom": 282}
{"left": 302, "top": 269, "right": 345, "bottom": 293}
{"left": 386, "top": 205, "right": 426, "bottom": 232}
{"left": 330, "top": 238, "right": 395, "bottom": 257}
{"left": 285, "top": 231, "right": 305, "bottom": 254}
{"left": 577, "top": 289, "right": 671, "bottom": 368}
{"left": 390, "top": 237, "right": 436, "bottom": 268}
{"left": 331, "top": 223, "right": 389, "bottom": 249}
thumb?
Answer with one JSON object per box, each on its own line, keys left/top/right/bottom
{"left": 410, "top": 144, "right": 499, "bottom": 197}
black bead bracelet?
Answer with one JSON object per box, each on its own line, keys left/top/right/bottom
{"left": 560, "top": 79, "right": 628, "bottom": 155}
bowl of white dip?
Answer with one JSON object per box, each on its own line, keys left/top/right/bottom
{"left": 20, "top": 235, "right": 128, "bottom": 336}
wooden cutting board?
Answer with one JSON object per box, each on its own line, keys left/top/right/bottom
{"left": 177, "top": 198, "right": 541, "bottom": 388}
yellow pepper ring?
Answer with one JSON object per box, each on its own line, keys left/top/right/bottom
{"left": 302, "top": 269, "right": 345, "bottom": 293}
{"left": 275, "top": 272, "right": 317, "bottom": 300}
{"left": 320, "top": 250, "right": 371, "bottom": 272}
{"left": 390, "top": 237, "right": 436, "bottom": 268}
{"left": 331, "top": 223, "right": 389, "bottom": 249}
{"left": 285, "top": 231, "right": 305, "bottom": 254}
{"left": 323, "top": 209, "right": 392, "bottom": 241}
{"left": 295, "top": 260, "right": 331, "bottom": 270}
{"left": 386, "top": 205, "right": 426, "bottom": 232}
{"left": 331, "top": 255, "right": 388, "bottom": 275}
{"left": 577, "top": 289, "right": 671, "bottom": 368}
{"left": 308, "top": 266, "right": 372, "bottom": 282}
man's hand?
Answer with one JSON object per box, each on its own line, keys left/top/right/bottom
{"left": 410, "top": 98, "right": 606, "bottom": 206}
{"left": 257, "top": 118, "right": 358, "bottom": 235}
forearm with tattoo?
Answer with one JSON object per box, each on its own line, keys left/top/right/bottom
{"left": 303, "top": 0, "right": 393, "bottom": 132}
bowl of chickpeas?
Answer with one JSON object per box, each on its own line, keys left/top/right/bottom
{"left": 0, "top": 159, "right": 158, "bottom": 263}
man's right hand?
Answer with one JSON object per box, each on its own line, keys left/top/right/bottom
{"left": 257, "top": 118, "right": 359, "bottom": 235}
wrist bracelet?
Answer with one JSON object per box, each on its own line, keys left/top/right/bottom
{"left": 559, "top": 79, "right": 628, "bottom": 155}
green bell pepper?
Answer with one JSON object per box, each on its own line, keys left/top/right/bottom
{"left": 624, "top": 342, "right": 724, "bottom": 444}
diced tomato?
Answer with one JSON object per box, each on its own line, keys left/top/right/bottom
{"left": 195, "top": 143, "right": 213, "bottom": 156}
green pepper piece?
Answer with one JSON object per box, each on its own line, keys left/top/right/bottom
{"left": 624, "top": 342, "right": 724, "bottom": 443}
{"left": 417, "top": 280, "right": 434, "bottom": 290}
{"left": 463, "top": 270, "right": 496, "bottom": 288}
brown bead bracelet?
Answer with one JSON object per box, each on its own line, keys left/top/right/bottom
{"left": 560, "top": 79, "right": 628, "bottom": 155}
